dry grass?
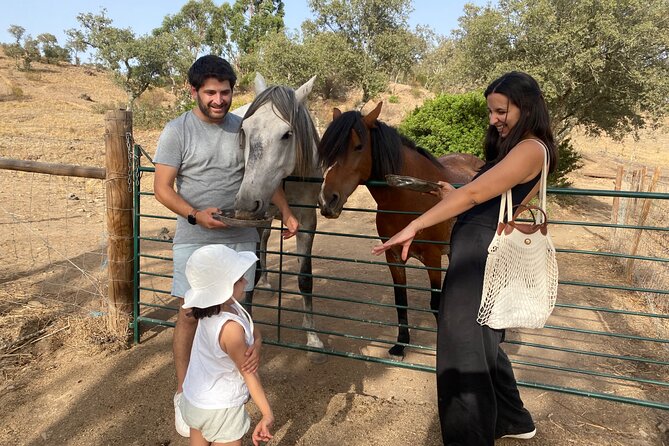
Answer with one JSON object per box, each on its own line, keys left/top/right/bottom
{"left": 1, "top": 47, "right": 668, "bottom": 432}
{"left": 2, "top": 47, "right": 667, "bottom": 347}
{"left": 571, "top": 122, "right": 669, "bottom": 171}
{"left": 0, "top": 55, "right": 163, "bottom": 167}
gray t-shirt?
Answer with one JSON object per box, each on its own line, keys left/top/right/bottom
{"left": 154, "top": 110, "right": 259, "bottom": 245}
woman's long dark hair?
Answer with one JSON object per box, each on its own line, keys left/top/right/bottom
{"left": 484, "top": 71, "right": 558, "bottom": 173}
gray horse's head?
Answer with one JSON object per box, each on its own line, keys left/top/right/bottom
{"left": 234, "top": 73, "right": 319, "bottom": 219}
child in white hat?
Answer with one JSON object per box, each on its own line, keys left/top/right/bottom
{"left": 179, "top": 244, "right": 273, "bottom": 446}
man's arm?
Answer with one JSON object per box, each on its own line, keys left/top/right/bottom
{"left": 241, "top": 326, "right": 262, "bottom": 374}
{"left": 153, "top": 163, "right": 226, "bottom": 229}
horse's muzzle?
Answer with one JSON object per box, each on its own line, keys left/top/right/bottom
{"left": 234, "top": 199, "right": 265, "bottom": 220}
{"left": 318, "top": 193, "right": 342, "bottom": 219}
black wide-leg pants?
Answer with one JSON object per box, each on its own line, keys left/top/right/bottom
{"left": 436, "top": 221, "right": 534, "bottom": 445}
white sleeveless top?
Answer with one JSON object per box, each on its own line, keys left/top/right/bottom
{"left": 182, "top": 300, "right": 255, "bottom": 409}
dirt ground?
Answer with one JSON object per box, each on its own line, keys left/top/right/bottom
{"left": 1, "top": 53, "right": 668, "bottom": 445}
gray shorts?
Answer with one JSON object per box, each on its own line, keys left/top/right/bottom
{"left": 172, "top": 242, "right": 257, "bottom": 298}
{"left": 179, "top": 396, "right": 250, "bottom": 442}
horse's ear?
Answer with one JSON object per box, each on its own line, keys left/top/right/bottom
{"left": 363, "top": 102, "right": 383, "bottom": 127}
{"left": 295, "top": 75, "right": 316, "bottom": 104}
{"left": 333, "top": 108, "right": 342, "bottom": 120}
{"left": 254, "top": 73, "right": 267, "bottom": 95}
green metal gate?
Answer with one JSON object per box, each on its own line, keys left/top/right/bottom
{"left": 131, "top": 147, "right": 668, "bottom": 411}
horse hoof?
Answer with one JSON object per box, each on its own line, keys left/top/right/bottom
{"left": 307, "top": 351, "right": 328, "bottom": 364}
{"left": 388, "top": 345, "right": 405, "bottom": 360}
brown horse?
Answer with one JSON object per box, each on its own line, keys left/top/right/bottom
{"left": 317, "top": 102, "right": 484, "bottom": 358}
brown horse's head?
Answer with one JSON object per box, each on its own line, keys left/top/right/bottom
{"left": 318, "top": 102, "right": 396, "bottom": 218}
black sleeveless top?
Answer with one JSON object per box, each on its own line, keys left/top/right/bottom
{"left": 455, "top": 162, "right": 541, "bottom": 230}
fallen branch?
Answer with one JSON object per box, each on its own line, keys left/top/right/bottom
{"left": 582, "top": 171, "right": 617, "bottom": 179}
{"left": 1, "top": 326, "right": 50, "bottom": 352}
{"left": 0, "top": 353, "right": 33, "bottom": 358}
{"left": 29, "top": 324, "right": 70, "bottom": 344}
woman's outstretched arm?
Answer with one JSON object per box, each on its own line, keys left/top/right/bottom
{"left": 372, "top": 140, "right": 545, "bottom": 260}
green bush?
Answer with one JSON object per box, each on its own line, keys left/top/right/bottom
{"left": 133, "top": 104, "right": 180, "bottom": 129}
{"left": 173, "top": 88, "right": 195, "bottom": 116}
{"left": 131, "top": 89, "right": 184, "bottom": 129}
{"left": 399, "top": 92, "right": 582, "bottom": 186}
{"left": 236, "top": 72, "right": 256, "bottom": 92}
{"left": 399, "top": 92, "right": 488, "bottom": 158}
{"left": 549, "top": 138, "right": 583, "bottom": 188}
{"left": 388, "top": 95, "right": 399, "bottom": 104}
{"left": 131, "top": 93, "right": 252, "bottom": 130}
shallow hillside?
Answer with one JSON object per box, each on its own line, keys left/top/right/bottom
{"left": 1, "top": 51, "right": 668, "bottom": 446}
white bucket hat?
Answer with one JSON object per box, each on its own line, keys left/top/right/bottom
{"left": 182, "top": 245, "right": 258, "bottom": 309}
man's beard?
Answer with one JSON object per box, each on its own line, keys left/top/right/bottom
{"left": 196, "top": 97, "right": 230, "bottom": 121}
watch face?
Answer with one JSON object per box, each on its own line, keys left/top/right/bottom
{"left": 188, "top": 214, "right": 196, "bottom": 225}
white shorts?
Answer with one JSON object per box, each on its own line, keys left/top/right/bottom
{"left": 179, "top": 396, "right": 250, "bottom": 443}
{"left": 172, "top": 242, "right": 257, "bottom": 298}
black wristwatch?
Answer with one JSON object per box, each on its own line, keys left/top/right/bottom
{"left": 187, "top": 208, "right": 198, "bottom": 225}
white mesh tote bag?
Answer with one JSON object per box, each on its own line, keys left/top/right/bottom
{"left": 477, "top": 142, "right": 558, "bottom": 329}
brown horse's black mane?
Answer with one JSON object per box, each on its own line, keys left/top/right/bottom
{"left": 318, "top": 110, "right": 443, "bottom": 180}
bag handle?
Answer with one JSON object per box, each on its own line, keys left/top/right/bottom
{"left": 497, "top": 140, "right": 549, "bottom": 225}
{"left": 536, "top": 140, "right": 549, "bottom": 223}
{"left": 508, "top": 204, "right": 549, "bottom": 235}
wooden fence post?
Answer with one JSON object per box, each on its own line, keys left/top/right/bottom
{"left": 104, "top": 110, "right": 134, "bottom": 335}
{"left": 625, "top": 167, "right": 661, "bottom": 281}
{"left": 611, "top": 165, "right": 624, "bottom": 224}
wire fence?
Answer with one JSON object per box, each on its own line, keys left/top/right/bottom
{"left": 610, "top": 168, "right": 669, "bottom": 338}
{"left": 0, "top": 169, "right": 108, "bottom": 303}
{"left": 0, "top": 169, "right": 110, "bottom": 369}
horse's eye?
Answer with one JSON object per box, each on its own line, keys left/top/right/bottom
{"left": 354, "top": 144, "right": 363, "bottom": 151}
{"left": 281, "top": 130, "right": 293, "bottom": 140}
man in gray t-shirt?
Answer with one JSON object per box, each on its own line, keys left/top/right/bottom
{"left": 153, "top": 55, "right": 298, "bottom": 438}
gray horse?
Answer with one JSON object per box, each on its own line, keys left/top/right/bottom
{"left": 234, "top": 74, "right": 325, "bottom": 359}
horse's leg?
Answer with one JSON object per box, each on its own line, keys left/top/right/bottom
{"left": 385, "top": 249, "right": 409, "bottom": 359}
{"left": 240, "top": 242, "right": 263, "bottom": 316}
{"left": 424, "top": 249, "right": 443, "bottom": 323}
{"left": 256, "top": 224, "right": 272, "bottom": 288}
{"left": 296, "top": 210, "right": 326, "bottom": 363}
{"left": 242, "top": 289, "right": 255, "bottom": 315}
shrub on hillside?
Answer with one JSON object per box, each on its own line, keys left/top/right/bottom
{"left": 132, "top": 93, "right": 252, "bottom": 130}
{"left": 549, "top": 138, "right": 583, "bottom": 188}
{"left": 133, "top": 104, "right": 179, "bottom": 129}
{"left": 399, "top": 92, "right": 582, "bottom": 186}
{"left": 399, "top": 92, "right": 488, "bottom": 158}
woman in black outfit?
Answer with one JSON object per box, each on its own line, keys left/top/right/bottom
{"left": 372, "top": 72, "right": 558, "bottom": 445}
